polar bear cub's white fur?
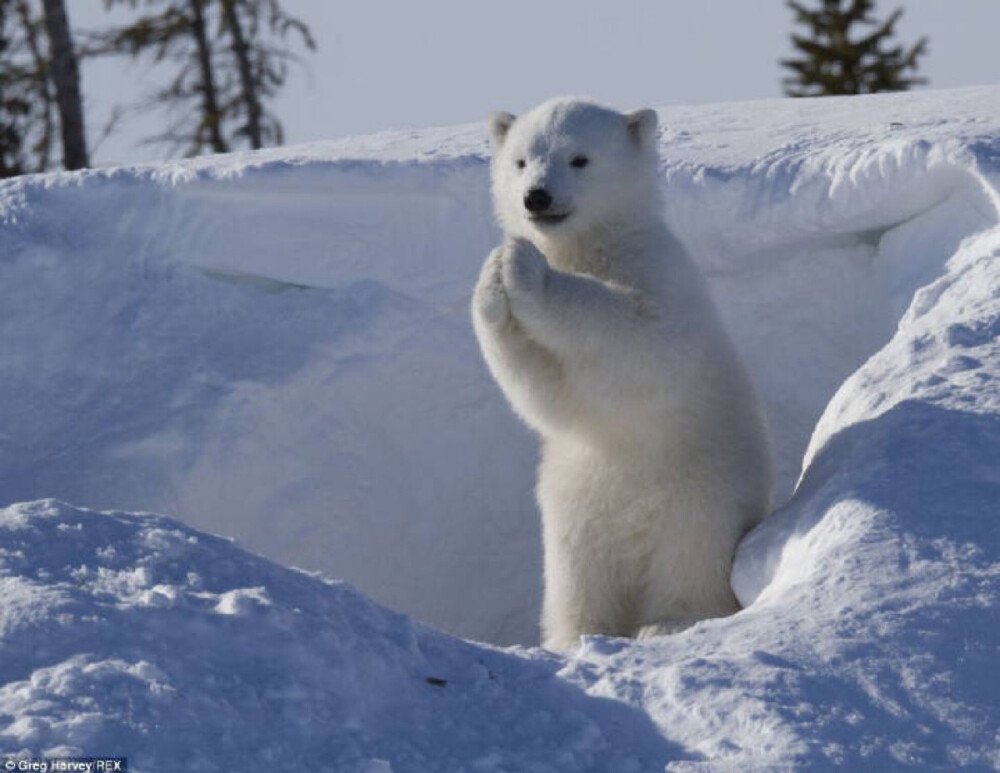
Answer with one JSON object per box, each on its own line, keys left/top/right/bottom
{"left": 472, "top": 98, "right": 772, "bottom": 651}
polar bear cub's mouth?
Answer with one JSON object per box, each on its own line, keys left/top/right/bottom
{"left": 529, "top": 211, "right": 572, "bottom": 226}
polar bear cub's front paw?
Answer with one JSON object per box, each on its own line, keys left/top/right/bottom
{"left": 501, "top": 238, "right": 548, "bottom": 307}
{"left": 473, "top": 247, "right": 510, "bottom": 327}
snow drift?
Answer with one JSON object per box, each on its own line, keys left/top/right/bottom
{"left": 0, "top": 499, "right": 678, "bottom": 771}
{"left": 1, "top": 87, "right": 999, "bottom": 768}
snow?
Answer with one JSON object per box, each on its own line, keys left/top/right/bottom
{"left": 0, "top": 499, "right": 682, "bottom": 771}
{"left": 2, "top": 86, "right": 1000, "bottom": 769}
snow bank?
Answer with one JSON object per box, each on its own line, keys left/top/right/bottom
{"left": 2, "top": 88, "right": 999, "bottom": 647}
{"left": 0, "top": 499, "right": 678, "bottom": 771}
{"left": 2, "top": 86, "right": 1000, "bottom": 768}
{"left": 0, "top": 145, "right": 542, "bottom": 645}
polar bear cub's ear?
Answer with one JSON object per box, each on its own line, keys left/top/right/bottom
{"left": 488, "top": 112, "right": 516, "bottom": 147}
{"left": 624, "top": 108, "right": 658, "bottom": 146}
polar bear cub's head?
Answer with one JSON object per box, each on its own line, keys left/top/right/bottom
{"left": 488, "top": 98, "right": 660, "bottom": 241}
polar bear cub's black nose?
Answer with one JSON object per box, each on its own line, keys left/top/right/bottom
{"left": 524, "top": 188, "right": 553, "bottom": 213}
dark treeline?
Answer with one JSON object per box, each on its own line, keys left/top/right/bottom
{"left": 2, "top": 0, "right": 933, "bottom": 178}
{"left": 0, "top": 0, "right": 314, "bottom": 177}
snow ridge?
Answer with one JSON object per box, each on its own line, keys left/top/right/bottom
{"left": 1, "top": 87, "right": 1000, "bottom": 769}
{"left": 0, "top": 500, "right": 679, "bottom": 771}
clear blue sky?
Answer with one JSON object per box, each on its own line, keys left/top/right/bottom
{"left": 71, "top": 1, "right": 1000, "bottom": 166}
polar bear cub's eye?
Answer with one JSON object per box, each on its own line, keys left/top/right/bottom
{"left": 570, "top": 155, "right": 589, "bottom": 168}
{"left": 515, "top": 159, "right": 526, "bottom": 170}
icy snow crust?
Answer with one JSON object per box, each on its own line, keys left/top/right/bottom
{"left": 1, "top": 87, "right": 999, "bottom": 768}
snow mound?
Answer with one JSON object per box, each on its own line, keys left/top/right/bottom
{"left": 0, "top": 151, "right": 538, "bottom": 645}
{"left": 2, "top": 86, "right": 1000, "bottom": 768}
{"left": 4, "top": 87, "right": 998, "bottom": 647}
{"left": 0, "top": 499, "right": 681, "bottom": 771}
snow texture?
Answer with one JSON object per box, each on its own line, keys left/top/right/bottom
{"left": 0, "top": 499, "right": 680, "bottom": 771}
{"left": 1, "top": 86, "right": 999, "bottom": 769}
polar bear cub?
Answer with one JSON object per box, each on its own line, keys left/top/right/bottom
{"left": 472, "top": 98, "right": 772, "bottom": 651}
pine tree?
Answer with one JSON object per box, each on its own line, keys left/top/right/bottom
{"left": 189, "top": 0, "right": 228, "bottom": 153}
{"left": 221, "top": 0, "right": 316, "bottom": 148}
{"left": 782, "top": 0, "right": 928, "bottom": 97}
{"left": 90, "top": 0, "right": 314, "bottom": 157}
{"left": 0, "top": 0, "right": 58, "bottom": 177}
{"left": 219, "top": 0, "right": 315, "bottom": 149}
{"left": 40, "top": 0, "right": 88, "bottom": 168}
{"left": 87, "top": 0, "right": 228, "bottom": 155}
{"left": 0, "top": 0, "right": 27, "bottom": 176}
